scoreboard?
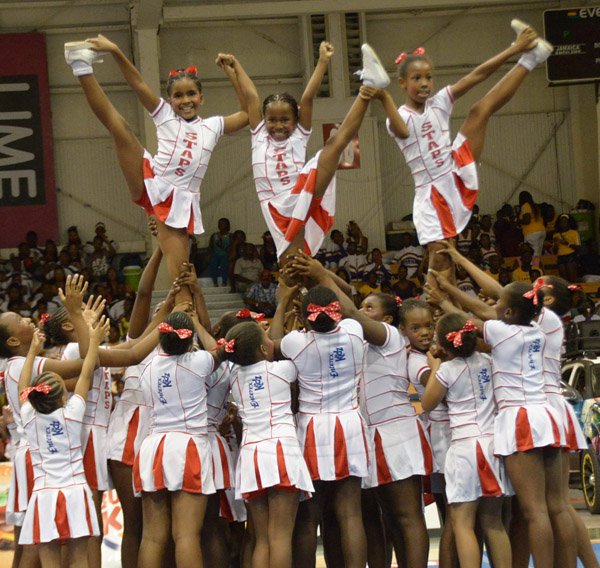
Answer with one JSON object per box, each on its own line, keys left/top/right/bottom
{"left": 544, "top": 6, "right": 600, "bottom": 85}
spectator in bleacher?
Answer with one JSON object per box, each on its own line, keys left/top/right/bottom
{"left": 105, "top": 266, "right": 121, "bottom": 299}
{"left": 338, "top": 241, "right": 367, "bottom": 281}
{"left": 0, "top": 283, "right": 31, "bottom": 317}
{"left": 83, "top": 221, "right": 118, "bottom": 256}
{"left": 391, "top": 264, "right": 416, "bottom": 300}
{"left": 479, "top": 214, "right": 496, "bottom": 246}
{"left": 208, "top": 217, "right": 232, "bottom": 287}
{"left": 117, "top": 294, "right": 135, "bottom": 338}
{"left": 66, "top": 225, "right": 83, "bottom": 251}
{"left": 456, "top": 265, "right": 478, "bottom": 297}
{"left": 578, "top": 241, "right": 600, "bottom": 283}
{"left": 553, "top": 214, "right": 580, "bottom": 283}
{"left": 512, "top": 245, "right": 542, "bottom": 283}
{"left": 573, "top": 296, "right": 600, "bottom": 324}
{"left": 485, "top": 255, "right": 502, "bottom": 282}
{"left": 456, "top": 224, "right": 474, "bottom": 254}
{"left": 0, "top": 268, "right": 9, "bottom": 296}
{"left": 363, "top": 248, "right": 392, "bottom": 286}
{"left": 233, "top": 243, "right": 263, "bottom": 294}
{"left": 29, "top": 281, "right": 61, "bottom": 315}
{"left": 228, "top": 230, "right": 247, "bottom": 293}
{"left": 494, "top": 204, "right": 523, "bottom": 258}
{"left": 40, "top": 240, "right": 59, "bottom": 271}
{"left": 25, "top": 230, "right": 44, "bottom": 261}
{"left": 479, "top": 232, "right": 497, "bottom": 268}
{"left": 541, "top": 202, "right": 557, "bottom": 235}
{"left": 260, "top": 231, "right": 278, "bottom": 272}
{"left": 498, "top": 267, "right": 513, "bottom": 286}
{"left": 390, "top": 232, "right": 423, "bottom": 279}
{"left": 244, "top": 269, "right": 278, "bottom": 317}
{"left": 518, "top": 191, "right": 546, "bottom": 258}
{"left": 86, "top": 235, "right": 114, "bottom": 281}
{"left": 357, "top": 270, "right": 381, "bottom": 299}
{"left": 346, "top": 220, "right": 368, "bottom": 254}
{"left": 318, "top": 229, "right": 347, "bottom": 269}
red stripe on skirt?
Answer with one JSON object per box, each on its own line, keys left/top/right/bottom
{"left": 476, "top": 442, "right": 502, "bottom": 497}
{"left": 565, "top": 409, "right": 578, "bottom": 450}
{"left": 374, "top": 429, "right": 393, "bottom": 485}
{"left": 253, "top": 447, "right": 263, "bottom": 490}
{"left": 547, "top": 410, "right": 562, "bottom": 448}
{"left": 276, "top": 440, "right": 292, "bottom": 487}
{"left": 25, "top": 450, "right": 34, "bottom": 501}
{"left": 303, "top": 419, "right": 320, "bottom": 480}
{"left": 417, "top": 421, "right": 434, "bottom": 475}
{"left": 122, "top": 407, "right": 140, "bottom": 466}
{"left": 83, "top": 431, "right": 99, "bottom": 491}
{"left": 515, "top": 408, "right": 535, "bottom": 451}
{"left": 152, "top": 436, "right": 166, "bottom": 490}
{"left": 430, "top": 185, "right": 457, "bottom": 239}
{"left": 308, "top": 197, "right": 334, "bottom": 235}
{"left": 219, "top": 490, "right": 234, "bottom": 523}
{"left": 453, "top": 171, "right": 478, "bottom": 210}
{"left": 55, "top": 490, "right": 71, "bottom": 541}
{"left": 182, "top": 438, "right": 203, "bottom": 494}
{"left": 216, "top": 436, "right": 232, "bottom": 489}
{"left": 334, "top": 417, "right": 350, "bottom": 479}
{"left": 84, "top": 491, "right": 94, "bottom": 534}
{"left": 268, "top": 202, "right": 291, "bottom": 236}
{"left": 33, "top": 499, "right": 40, "bottom": 544}
{"left": 132, "top": 452, "right": 143, "bottom": 494}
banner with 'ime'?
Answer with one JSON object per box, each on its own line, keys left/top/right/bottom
{"left": 0, "top": 33, "right": 58, "bottom": 247}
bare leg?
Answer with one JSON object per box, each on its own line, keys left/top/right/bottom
{"left": 504, "top": 450, "right": 554, "bottom": 567}
{"left": 68, "top": 537, "right": 90, "bottom": 568}
{"left": 478, "top": 498, "right": 511, "bottom": 568}
{"left": 459, "top": 65, "right": 530, "bottom": 163}
{"left": 77, "top": 74, "right": 145, "bottom": 201}
{"left": 138, "top": 491, "right": 171, "bottom": 568}
{"left": 509, "top": 497, "right": 530, "bottom": 568}
{"left": 332, "top": 477, "right": 367, "bottom": 568}
{"left": 544, "top": 448, "right": 576, "bottom": 568}
{"left": 438, "top": 505, "right": 459, "bottom": 568}
{"left": 449, "top": 501, "right": 480, "bottom": 568}
{"left": 19, "top": 543, "right": 42, "bottom": 568}
{"left": 292, "top": 493, "right": 321, "bottom": 568}
{"left": 38, "top": 542, "right": 62, "bottom": 568}
{"left": 87, "top": 490, "right": 103, "bottom": 568}
{"left": 267, "top": 489, "right": 300, "bottom": 568}
{"left": 109, "top": 460, "right": 143, "bottom": 568}
{"left": 171, "top": 491, "right": 208, "bottom": 568}
{"left": 201, "top": 494, "right": 230, "bottom": 567}
{"left": 155, "top": 219, "right": 193, "bottom": 306}
{"left": 377, "top": 477, "right": 429, "bottom": 568}
{"left": 362, "top": 489, "right": 389, "bottom": 568}
{"left": 247, "top": 495, "right": 270, "bottom": 568}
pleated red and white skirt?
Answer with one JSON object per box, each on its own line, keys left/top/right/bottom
{"left": 445, "top": 436, "right": 513, "bottom": 503}
{"left": 261, "top": 150, "right": 336, "bottom": 259}
{"left": 19, "top": 484, "right": 99, "bottom": 544}
{"left": 7, "top": 445, "right": 33, "bottom": 526}
{"left": 235, "top": 436, "right": 314, "bottom": 500}
{"left": 208, "top": 431, "right": 235, "bottom": 491}
{"left": 133, "top": 432, "right": 215, "bottom": 495}
{"left": 297, "top": 409, "right": 369, "bottom": 482}
{"left": 219, "top": 488, "right": 247, "bottom": 523}
{"left": 363, "top": 417, "right": 434, "bottom": 489}
{"left": 82, "top": 424, "right": 111, "bottom": 491}
{"left": 428, "top": 418, "right": 452, "bottom": 474}
{"left": 493, "top": 404, "right": 562, "bottom": 456}
{"left": 547, "top": 393, "right": 587, "bottom": 451}
{"left": 413, "top": 132, "right": 478, "bottom": 246}
{"left": 107, "top": 404, "right": 151, "bottom": 466}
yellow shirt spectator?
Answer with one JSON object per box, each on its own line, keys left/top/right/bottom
{"left": 554, "top": 229, "right": 580, "bottom": 257}
{"left": 519, "top": 202, "right": 545, "bottom": 235}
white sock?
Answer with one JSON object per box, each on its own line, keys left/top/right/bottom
{"left": 517, "top": 51, "right": 536, "bottom": 72}
{"left": 71, "top": 60, "right": 93, "bottom": 77}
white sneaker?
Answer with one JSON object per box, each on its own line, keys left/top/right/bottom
{"left": 511, "top": 19, "right": 553, "bottom": 69}
{"left": 64, "top": 41, "right": 105, "bottom": 65}
{"left": 355, "top": 43, "right": 390, "bottom": 89}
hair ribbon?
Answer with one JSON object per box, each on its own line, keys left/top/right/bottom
{"left": 158, "top": 322, "right": 193, "bottom": 339}
{"left": 20, "top": 383, "right": 52, "bottom": 402}
{"left": 395, "top": 296, "right": 403, "bottom": 306}
{"left": 395, "top": 47, "right": 426, "bottom": 65}
{"left": 40, "top": 313, "right": 52, "bottom": 326}
{"left": 523, "top": 279, "right": 553, "bottom": 305}
{"left": 235, "top": 309, "right": 266, "bottom": 321}
{"left": 306, "top": 301, "right": 342, "bottom": 323}
{"left": 445, "top": 320, "right": 478, "bottom": 348}
{"left": 168, "top": 65, "right": 198, "bottom": 79}
{"left": 568, "top": 284, "right": 582, "bottom": 292}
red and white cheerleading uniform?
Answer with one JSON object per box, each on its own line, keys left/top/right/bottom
{"left": 19, "top": 395, "right": 99, "bottom": 544}
{"left": 483, "top": 320, "right": 562, "bottom": 456}
{"left": 136, "top": 99, "right": 224, "bottom": 234}
{"left": 408, "top": 349, "right": 450, "bottom": 475}
{"left": 386, "top": 87, "right": 478, "bottom": 245}
{"left": 251, "top": 121, "right": 335, "bottom": 258}
{"left": 5, "top": 356, "right": 45, "bottom": 526}
{"left": 280, "top": 319, "right": 369, "bottom": 481}
{"left": 538, "top": 307, "right": 586, "bottom": 451}
{"left": 362, "top": 324, "right": 433, "bottom": 488}
{"left": 63, "top": 343, "right": 112, "bottom": 491}
{"left": 435, "top": 353, "right": 512, "bottom": 503}
{"left": 133, "top": 350, "right": 215, "bottom": 495}
{"left": 229, "top": 360, "right": 313, "bottom": 499}
{"left": 106, "top": 361, "right": 152, "bottom": 466}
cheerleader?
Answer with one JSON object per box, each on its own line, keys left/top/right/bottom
{"left": 222, "top": 320, "right": 313, "bottom": 568}
{"left": 423, "top": 314, "right": 511, "bottom": 568}
{"left": 290, "top": 253, "right": 431, "bottom": 567}
{"left": 133, "top": 311, "right": 221, "bottom": 568}
{"left": 18, "top": 319, "right": 108, "bottom": 567}
{"left": 271, "top": 284, "right": 369, "bottom": 568}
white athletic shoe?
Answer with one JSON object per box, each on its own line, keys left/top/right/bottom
{"left": 355, "top": 43, "right": 390, "bottom": 89}
{"left": 65, "top": 41, "right": 105, "bottom": 75}
{"left": 511, "top": 19, "right": 553, "bottom": 69}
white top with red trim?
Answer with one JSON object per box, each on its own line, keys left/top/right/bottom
{"left": 363, "top": 324, "right": 415, "bottom": 425}
{"left": 408, "top": 349, "right": 448, "bottom": 422}
{"left": 280, "top": 318, "right": 364, "bottom": 414}
{"left": 386, "top": 87, "right": 454, "bottom": 189}
{"left": 22, "top": 395, "right": 87, "bottom": 489}
{"left": 435, "top": 352, "right": 496, "bottom": 441}
{"left": 537, "top": 307, "right": 563, "bottom": 397}
{"left": 251, "top": 121, "right": 311, "bottom": 204}
{"left": 140, "top": 350, "right": 215, "bottom": 436}
{"left": 206, "top": 362, "right": 232, "bottom": 433}
{"left": 4, "top": 355, "right": 47, "bottom": 448}
{"left": 229, "top": 360, "right": 297, "bottom": 445}
{"left": 63, "top": 343, "right": 111, "bottom": 428}
{"left": 483, "top": 320, "right": 547, "bottom": 409}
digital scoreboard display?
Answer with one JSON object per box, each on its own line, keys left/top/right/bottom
{"left": 544, "top": 6, "right": 600, "bottom": 84}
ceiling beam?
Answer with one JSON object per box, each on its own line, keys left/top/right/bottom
{"left": 132, "top": 0, "right": 163, "bottom": 29}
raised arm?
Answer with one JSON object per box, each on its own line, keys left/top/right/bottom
{"left": 59, "top": 274, "right": 93, "bottom": 358}
{"left": 298, "top": 41, "right": 334, "bottom": 130}
{"left": 217, "top": 53, "right": 260, "bottom": 130}
{"left": 449, "top": 26, "right": 537, "bottom": 100}
{"left": 128, "top": 247, "right": 163, "bottom": 339}
{"left": 421, "top": 352, "right": 446, "bottom": 412}
{"left": 269, "top": 279, "right": 298, "bottom": 341}
{"left": 18, "top": 330, "right": 45, "bottom": 405}
{"left": 75, "top": 317, "right": 110, "bottom": 401}
{"left": 177, "top": 263, "right": 212, "bottom": 331}
{"left": 87, "top": 34, "right": 160, "bottom": 113}
{"left": 376, "top": 89, "right": 409, "bottom": 139}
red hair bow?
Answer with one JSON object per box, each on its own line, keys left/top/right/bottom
{"left": 395, "top": 296, "right": 403, "bottom": 306}
{"left": 236, "top": 309, "right": 266, "bottom": 321}
{"left": 523, "top": 278, "right": 553, "bottom": 305}
{"left": 158, "top": 322, "right": 193, "bottom": 339}
{"left": 568, "top": 284, "right": 583, "bottom": 292}
{"left": 39, "top": 313, "right": 52, "bottom": 326}
{"left": 395, "top": 47, "right": 426, "bottom": 65}
{"left": 20, "top": 383, "right": 52, "bottom": 402}
{"left": 222, "top": 338, "right": 236, "bottom": 353}
{"left": 306, "top": 301, "right": 342, "bottom": 323}
{"left": 446, "top": 320, "right": 478, "bottom": 348}
{"left": 168, "top": 65, "right": 198, "bottom": 79}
